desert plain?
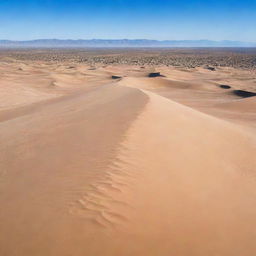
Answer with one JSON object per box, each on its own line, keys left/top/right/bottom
{"left": 0, "top": 48, "right": 256, "bottom": 256}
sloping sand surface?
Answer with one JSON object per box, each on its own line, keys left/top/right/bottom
{"left": 118, "top": 68, "right": 256, "bottom": 129}
{"left": 215, "top": 96, "right": 256, "bottom": 113}
{"left": 0, "top": 62, "right": 256, "bottom": 255}
{"left": 105, "top": 91, "right": 256, "bottom": 255}
{"left": 0, "top": 83, "right": 148, "bottom": 256}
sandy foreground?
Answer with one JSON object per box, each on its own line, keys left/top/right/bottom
{"left": 0, "top": 60, "right": 256, "bottom": 256}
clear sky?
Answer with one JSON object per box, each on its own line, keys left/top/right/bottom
{"left": 0, "top": 0, "right": 256, "bottom": 41}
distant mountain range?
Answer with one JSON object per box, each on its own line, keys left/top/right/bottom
{"left": 0, "top": 39, "right": 256, "bottom": 48}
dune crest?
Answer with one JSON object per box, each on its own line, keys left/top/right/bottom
{"left": 88, "top": 90, "right": 256, "bottom": 255}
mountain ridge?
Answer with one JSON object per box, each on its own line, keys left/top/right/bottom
{"left": 0, "top": 39, "right": 256, "bottom": 48}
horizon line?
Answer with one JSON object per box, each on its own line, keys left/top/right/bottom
{"left": 1, "top": 39, "right": 256, "bottom": 43}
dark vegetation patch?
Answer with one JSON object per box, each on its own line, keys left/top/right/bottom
{"left": 204, "top": 65, "right": 216, "bottom": 71}
{"left": 148, "top": 72, "right": 164, "bottom": 78}
{"left": 220, "top": 84, "right": 231, "bottom": 89}
{"left": 111, "top": 75, "right": 122, "bottom": 79}
{"left": 233, "top": 90, "right": 256, "bottom": 98}
{"left": 2, "top": 48, "right": 256, "bottom": 70}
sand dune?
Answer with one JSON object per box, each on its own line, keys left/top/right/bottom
{"left": 111, "top": 91, "right": 256, "bottom": 255}
{"left": 215, "top": 96, "right": 256, "bottom": 112}
{"left": 0, "top": 61, "right": 256, "bottom": 255}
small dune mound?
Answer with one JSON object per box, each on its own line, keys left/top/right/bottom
{"left": 220, "top": 85, "right": 231, "bottom": 89}
{"left": 233, "top": 90, "right": 256, "bottom": 98}
{"left": 215, "top": 96, "right": 256, "bottom": 113}
{"left": 111, "top": 75, "right": 122, "bottom": 80}
{"left": 49, "top": 81, "right": 57, "bottom": 87}
{"left": 148, "top": 72, "right": 163, "bottom": 78}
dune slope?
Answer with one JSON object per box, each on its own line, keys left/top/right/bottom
{"left": 0, "top": 83, "right": 148, "bottom": 256}
{"left": 104, "top": 90, "right": 256, "bottom": 255}
{"left": 0, "top": 64, "right": 256, "bottom": 256}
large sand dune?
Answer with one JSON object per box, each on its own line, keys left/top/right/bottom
{"left": 0, "top": 61, "right": 256, "bottom": 255}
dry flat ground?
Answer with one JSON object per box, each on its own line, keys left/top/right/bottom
{"left": 0, "top": 49, "right": 256, "bottom": 256}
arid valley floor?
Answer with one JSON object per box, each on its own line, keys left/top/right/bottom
{"left": 0, "top": 48, "right": 256, "bottom": 256}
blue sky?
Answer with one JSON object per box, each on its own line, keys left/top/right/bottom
{"left": 0, "top": 0, "right": 256, "bottom": 41}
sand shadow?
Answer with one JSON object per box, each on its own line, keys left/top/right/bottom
{"left": 220, "top": 85, "right": 231, "bottom": 89}
{"left": 148, "top": 72, "right": 165, "bottom": 78}
{"left": 111, "top": 75, "right": 122, "bottom": 80}
{"left": 233, "top": 90, "right": 256, "bottom": 98}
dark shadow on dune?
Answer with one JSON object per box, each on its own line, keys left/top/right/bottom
{"left": 112, "top": 75, "right": 122, "bottom": 80}
{"left": 233, "top": 90, "right": 256, "bottom": 98}
{"left": 204, "top": 65, "right": 216, "bottom": 71}
{"left": 220, "top": 85, "right": 231, "bottom": 89}
{"left": 148, "top": 72, "right": 165, "bottom": 78}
